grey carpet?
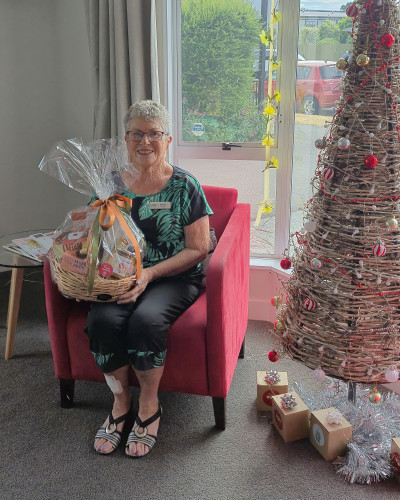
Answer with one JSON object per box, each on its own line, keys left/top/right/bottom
{"left": 1, "top": 269, "right": 399, "bottom": 500}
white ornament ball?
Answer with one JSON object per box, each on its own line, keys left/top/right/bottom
{"left": 313, "top": 367, "right": 326, "bottom": 382}
{"left": 386, "top": 217, "right": 398, "bottom": 230}
{"left": 315, "top": 137, "right": 327, "bottom": 149}
{"left": 304, "top": 221, "right": 317, "bottom": 232}
{"left": 385, "top": 368, "right": 399, "bottom": 383}
{"left": 338, "top": 137, "right": 351, "bottom": 150}
{"left": 311, "top": 258, "right": 322, "bottom": 269}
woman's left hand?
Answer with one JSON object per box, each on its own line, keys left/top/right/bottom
{"left": 117, "top": 268, "right": 152, "bottom": 304}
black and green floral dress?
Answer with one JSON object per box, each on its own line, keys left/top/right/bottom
{"left": 85, "top": 165, "right": 213, "bottom": 372}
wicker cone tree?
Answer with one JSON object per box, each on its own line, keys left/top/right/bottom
{"left": 276, "top": 0, "right": 400, "bottom": 384}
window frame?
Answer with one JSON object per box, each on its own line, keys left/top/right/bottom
{"left": 166, "top": 0, "right": 301, "bottom": 260}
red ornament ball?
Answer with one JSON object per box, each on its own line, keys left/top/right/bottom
{"left": 280, "top": 257, "right": 292, "bottom": 270}
{"left": 323, "top": 167, "right": 334, "bottom": 180}
{"left": 381, "top": 34, "right": 395, "bottom": 47}
{"left": 271, "top": 295, "right": 283, "bottom": 307}
{"left": 268, "top": 350, "right": 279, "bottom": 362}
{"left": 364, "top": 154, "right": 378, "bottom": 168}
{"left": 373, "top": 242, "right": 386, "bottom": 257}
{"left": 303, "top": 297, "right": 316, "bottom": 310}
{"left": 346, "top": 4, "right": 358, "bottom": 17}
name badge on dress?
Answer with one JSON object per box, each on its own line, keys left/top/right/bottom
{"left": 149, "top": 202, "right": 171, "bottom": 210}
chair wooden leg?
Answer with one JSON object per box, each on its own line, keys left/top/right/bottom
{"left": 239, "top": 337, "right": 245, "bottom": 359}
{"left": 60, "top": 379, "right": 75, "bottom": 408}
{"left": 212, "top": 397, "right": 226, "bottom": 430}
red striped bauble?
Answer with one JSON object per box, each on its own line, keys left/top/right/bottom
{"left": 303, "top": 297, "right": 316, "bottom": 310}
{"left": 373, "top": 243, "right": 386, "bottom": 257}
{"left": 346, "top": 4, "right": 358, "bottom": 17}
{"left": 323, "top": 167, "right": 334, "bottom": 180}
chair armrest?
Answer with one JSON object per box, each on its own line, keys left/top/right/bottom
{"left": 43, "top": 259, "right": 75, "bottom": 378}
{"left": 205, "top": 203, "right": 250, "bottom": 397}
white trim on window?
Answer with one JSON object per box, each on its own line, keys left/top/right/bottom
{"left": 273, "top": 0, "right": 300, "bottom": 258}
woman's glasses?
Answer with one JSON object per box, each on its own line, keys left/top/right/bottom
{"left": 126, "top": 130, "right": 167, "bottom": 142}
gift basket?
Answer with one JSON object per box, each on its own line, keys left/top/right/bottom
{"left": 39, "top": 137, "right": 146, "bottom": 302}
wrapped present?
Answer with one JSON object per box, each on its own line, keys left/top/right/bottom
{"left": 256, "top": 370, "right": 288, "bottom": 411}
{"left": 309, "top": 407, "right": 352, "bottom": 461}
{"left": 271, "top": 391, "right": 310, "bottom": 443}
{"left": 39, "top": 137, "right": 146, "bottom": 302}
{"left": 391, "top": 438, "right": 400, "bottom": 481}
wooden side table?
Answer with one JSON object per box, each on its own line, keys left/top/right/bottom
{"left": 0, "top": 230, "right": 51, "bottom": 359}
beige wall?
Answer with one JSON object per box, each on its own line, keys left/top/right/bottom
{"left": 0, "top": 0, "right": 92, "bottom": 237}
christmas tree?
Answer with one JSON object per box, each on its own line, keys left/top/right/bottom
{"left": 275, "top": 0, "right": 400, "bottom": 385}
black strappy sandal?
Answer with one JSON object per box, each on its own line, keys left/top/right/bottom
{"left": 125, "top": 404, "right": 162, "bottom": 458}
{"left": 94, "top": 410, "right": 132, "bottom": 455}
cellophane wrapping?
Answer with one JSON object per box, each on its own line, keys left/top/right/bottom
{"left": 39, "top": 137, "right": 146, "bottom": 301}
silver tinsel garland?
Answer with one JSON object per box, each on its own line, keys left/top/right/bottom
{"left": 294, "top": 378, "right": 400, "bottom": 484}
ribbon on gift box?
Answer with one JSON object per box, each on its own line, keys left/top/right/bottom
{"left": 264, "top": 370, "right": 281, "bottom": 385}
{"left": 326, "top": 408, "right": 343, "bottom": 425}
{"left": 88, "top": 194, "right": 142, "bottom": 293}
{"left": 281, "top": 393, "right": 297, "bottom": 410}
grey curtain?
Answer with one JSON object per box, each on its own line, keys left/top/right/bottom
{"left": 85, "top": 0, "right": 160, "bottom": 139}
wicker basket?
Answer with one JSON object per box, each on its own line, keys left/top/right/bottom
{"left": 50, "top": 254, "right": 137, "bottom": 302}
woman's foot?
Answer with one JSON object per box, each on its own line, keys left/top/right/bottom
{"left": 126, "top": 402, "right": 162, "bottom": 457}
{"left": 94, "top": 399, "right": 131, "bottom": 454}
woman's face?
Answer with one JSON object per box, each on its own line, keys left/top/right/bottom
{"left": 125, "top": 117, "right": 172, "bottom": 170}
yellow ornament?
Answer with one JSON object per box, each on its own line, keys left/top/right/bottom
{"left": 356, "top": 53, "right": 370, "bottom": 66}
{"left": 336, "top": 58, "right": 348, "bottom": 71}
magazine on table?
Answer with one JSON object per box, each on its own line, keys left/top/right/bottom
{"left": 3, "top": 232, "right": 55, "bottom": 262}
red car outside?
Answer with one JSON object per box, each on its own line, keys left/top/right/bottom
{"left": 257, "top": 60, "right": 343, "bottom": 115}
{"left": 296, "top": 61, "right": 343, "bottom": 115}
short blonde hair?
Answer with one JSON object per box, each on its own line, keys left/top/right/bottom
{"left": 123, "top": 100, "right": 171, "bottom": 134}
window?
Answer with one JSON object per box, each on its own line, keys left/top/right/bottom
{"left": 167, "top": 0, "right": 300, "bottom": 259}
{"left": 296, "top": 66, "right": 312, "bottom": 80}
{"left": 319, "top": 65, "right": 342, "bottom": 80}
{"left": 290, "top": 2, "right": 349, "bottom": 240}
{"left": 305, "top": 19, "right": 316, "bottom": 27}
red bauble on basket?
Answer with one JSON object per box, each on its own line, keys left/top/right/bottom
{"left": 381, "top": 33, "right": 395, "bottom": 47}
{"left": 346, "top": 4, "right": 358, "bottom": 17}
{"left": 280, "top": 257, "right": 292, "bottom": 270}
{"left": 373, "top": 242, "right": 386, "bottom": 257}
{"left": 303, "top": 297, "right": 316, "bottom": 310}
{"left": 364, "top": 154, "right": 378, "bottom": 168}
{"left": 268, "top": 350, "right": 279, "bottom": 362}
{"left": 323, "top": 167, "right": 334, "bottom": 180}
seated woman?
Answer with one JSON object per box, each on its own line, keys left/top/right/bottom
{"left": 86, "top": 100, "right": 212, "bottom": 458}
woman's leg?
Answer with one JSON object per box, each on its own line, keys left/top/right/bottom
{"left": 125, "top": 278, "right": 201, "bottom": 457}
{"left": 86, "top": 301, "right": 134, "bottom": 453}
{"left": 126, "top": 366, "right": 164, "bottom": 457}
{"left": 94, "top": 364, "right": 131, "bottom": 453}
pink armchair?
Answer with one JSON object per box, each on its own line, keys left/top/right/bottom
{"left": 43, "top": 185, "right": 250, "bottom": 429}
